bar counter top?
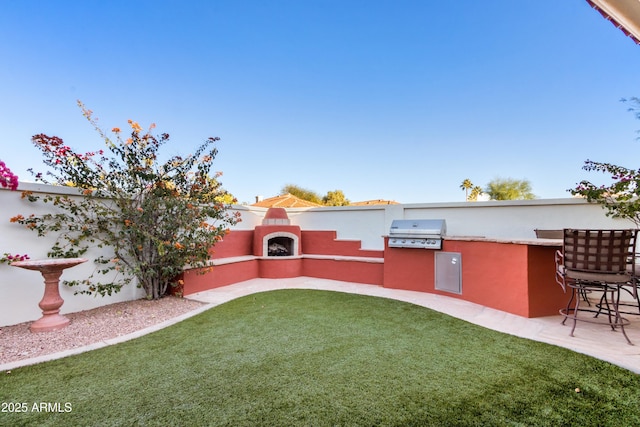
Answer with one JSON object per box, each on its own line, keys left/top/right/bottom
{"left": 444, "top": 236, "right": 562, "bottom": 247}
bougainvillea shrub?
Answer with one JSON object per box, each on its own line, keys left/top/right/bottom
{"left": 11, "top": 102, "right": 239, "bottom": 299}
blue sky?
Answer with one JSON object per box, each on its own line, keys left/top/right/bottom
{"left": 1, "top": 0, "right": 640, "bottom": 204}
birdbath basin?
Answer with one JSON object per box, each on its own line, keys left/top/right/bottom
{"left": 11, "top": 258, "right": 87, "bottom": 332}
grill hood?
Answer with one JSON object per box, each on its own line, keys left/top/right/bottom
{"left": 388, "top": 219, "right": 446, "bottom": 249}
{"left": 389, "top": 219, "right": 446, "bottom": 237}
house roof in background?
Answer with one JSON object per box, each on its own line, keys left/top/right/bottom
{"left": 251, "top": 193, "right": 323, "bottom": 208}
{"left": 251, "top": 194, "right": 400, "bottom": 208}
{"left": 587, "top": 0, "right": 640, "bottom": 44}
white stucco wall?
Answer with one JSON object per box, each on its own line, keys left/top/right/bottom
{"left": 287, "top": 198, "right": 631, "bottom": 251}
{"left": 0, "top": 183, "right": 147, "bottom": 326}
{"left": 401, "top": 198, "right": 632, "bottom": 241}
{"left": 287, "top": 205, "right": 395, "bottom": 250}
{"left": 231, "top": 205, "right": 266, "bottom": 230}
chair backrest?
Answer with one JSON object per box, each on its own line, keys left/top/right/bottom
{"left": 563, "top": 229, "right": 637, "bottom": 275}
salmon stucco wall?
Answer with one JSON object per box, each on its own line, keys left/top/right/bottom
{"left": 382, "top": 245, "right": 435, "bottom": 293}
{"left": 526, "top": 245, "right": 567, "bottom": 317}
{"left": 210, "top": 230, "right": 254, "bottom": 259}
{"left": 180, "top": 229, "right": 383, "bottom": 295}
{"left": 442, "top": 240, "right": 530, "bottom": 316}
{"left": 382, "top": 238, "right": 564, "bottom": 317}
{"left": 180, "top": 231, "right": 564, "bottom": 319}
{"left": 302, "top": 258, "right": 383, "bottom": 285}
{"left": 258, "top": 258, "right": 303, "bottom": 278}
{"left": 179, "top": 260, "right": 259, "bottom": 295}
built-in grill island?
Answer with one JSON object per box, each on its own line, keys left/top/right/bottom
{"left": 388, "top": 219, "right": 446, "bottom": 249}
{"left": 387, "top": 219, "right": 461, "bottom": 294}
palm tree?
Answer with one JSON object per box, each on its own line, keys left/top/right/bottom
{"left": 460, "top": 179, "right": 473, "bottom": 201}
{"left": 469, "top": 186, "right": 483, "bottom": 201}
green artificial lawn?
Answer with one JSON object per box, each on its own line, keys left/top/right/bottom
{"left": 1, "top": 289, "right": 639, "bottom": 426}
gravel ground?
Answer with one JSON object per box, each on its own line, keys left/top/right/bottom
{"left": 0, "top": 296, "right": 207, "bottom": 365}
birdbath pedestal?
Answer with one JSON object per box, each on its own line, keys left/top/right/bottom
{"left": 11, "top": 258, "right": 87, "bottom": 332}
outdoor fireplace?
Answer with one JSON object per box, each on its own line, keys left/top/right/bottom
{"left": 253, "top": 208, "right": 301, "bottom": 257}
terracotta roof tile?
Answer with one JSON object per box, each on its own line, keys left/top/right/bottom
{"left": 251, "top": 193, "right": 323, "bottom": 208}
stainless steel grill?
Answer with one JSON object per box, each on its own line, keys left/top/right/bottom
{"left": 388, "top": 219, "right": 446, "bottom": 249}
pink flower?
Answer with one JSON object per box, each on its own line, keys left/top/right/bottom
{"left": 0, "top": 253, "right": 30, "bottom": 264}
{"left": 0, "top": 160, "right": 19, "bottom": 191}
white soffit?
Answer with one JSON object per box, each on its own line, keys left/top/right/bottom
{"left": 588, "top": 0, "right": 640, "bottom": 44}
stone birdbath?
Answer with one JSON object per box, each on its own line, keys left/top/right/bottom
{"left": 11, "top": 258, "right": 87, "bottom": 332}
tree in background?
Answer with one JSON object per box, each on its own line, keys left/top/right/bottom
{"left": 11, "top": 102, "right": 240, "bottom": 299}
{"left": 484, "top": 177, "right": 536, "bottom": 200}
{"left": 323, "top": 190, "right": 350, "bottom": 206}
{"left": 570, "top": 97, "right": 640, "bottom": 226}
{"left": 282, "top": 184, "right": 323, "bottom": 205}
{"left": 460, "top": 179, "right": 483, "bottom": 201}
{"left": 460, "top": 179, "right": 473, "bottom": 201}
{"left": 282, "top": 184, "right": 351, "bottom": 206}
{"left": 469, "top": 185, "right": 484, "bottom": 201}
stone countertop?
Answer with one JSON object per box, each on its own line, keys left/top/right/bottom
{"left": 444, "top": 236, "right": 562, "bottom": 246}
{"left": 382, "top": 235, "right": 563, "bottom": 246}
